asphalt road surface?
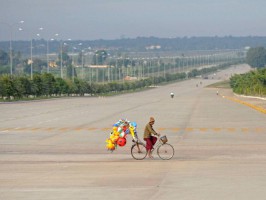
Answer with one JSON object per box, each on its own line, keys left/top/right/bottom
{"left": 1, "top": 64, "right": 266, "bottom": 200}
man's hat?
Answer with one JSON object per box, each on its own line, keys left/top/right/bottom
{"left": 150, "top": 117, "right": 155, "bottom": 122}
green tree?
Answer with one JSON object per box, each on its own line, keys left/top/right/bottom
{"left": 66, "top": 64, "right": 77, "bottom": 79}
{"left": 32, "top": 74, "right": 43, "bottom": 96}
{"left": 55, "top": 77, "right": 69, "bottom": 95}
{"left": 92, "top": 50, "right": 108, "bottom": 65}
{"left": 0, "top": 74, "right": 15, "bottom": 99}
{"left": 57, "top": 51, "right": 71, "bottom": 67}
{"left": 230, "top": 69, "right": 266, "bottom": 96}
{"left": 32, "top": 58, "right": 46, "bottom": 73}
{"left": 19, "top": 76, "right": 32, "bottom": 98}
{"left": 41, "top": 73, "right": 56, "bottom": 96}
{"left": 0, "top": 49, "right": 9, "bottom": 65}
{"left": 246, "top": 47, "right": 266, "bottom": 68}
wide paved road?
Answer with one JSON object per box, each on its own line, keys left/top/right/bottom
{"left": 1, "top": 64, "right": 266, "bottom": 200}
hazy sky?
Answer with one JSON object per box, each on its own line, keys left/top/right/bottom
{"left": 0, "top": 0, "right": 266, "bottom": 41}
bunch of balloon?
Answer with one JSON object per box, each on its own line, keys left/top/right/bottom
{"left": 105, "top": 119, "right": 129, "bottom": 151}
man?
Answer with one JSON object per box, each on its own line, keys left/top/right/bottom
{"left": 143, "top": 117, "right": 160, "bottom": 159}
{"left": 170, "top": 92, "right": 174, "bottom": 98}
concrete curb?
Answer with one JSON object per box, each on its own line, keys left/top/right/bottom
{"left": 234, "top": 93, "right": 266, "bottom": 101}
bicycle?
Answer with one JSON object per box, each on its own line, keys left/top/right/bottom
{"left": 131, "top": 135, "right": 174, "bottom": 160}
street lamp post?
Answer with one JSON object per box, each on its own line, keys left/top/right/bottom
{"left": 18, "top": 26, "right": 40, "bottom": 80}
{"left": 77, "top": 43, "right": 84, "bottom": 79}
{"left": 30, "top": 39, "right": 33, "bottom": 79}
{"left": 64, "top": 39, "right": 76, "bottom": 82}
{"left": 67, "top": 39, "right": 75, "bottom": 82}
{"left": 0, "top": 20, "right": 24, "bottom": 75}
{"left": 60, "top": 41, "right": 63, "bottom": 78}
{"left": 47, "top": 34, "right": 59, "bottom": 74}
{"left": 30, "top": 28, "right": 45, "bottom": 79}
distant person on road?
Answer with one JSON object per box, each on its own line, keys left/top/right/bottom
{"left": 170, "top": 92, "right": 174, "bottom": 98}
{"left": 143, "top": 117, "right": 160, "bottom": 159}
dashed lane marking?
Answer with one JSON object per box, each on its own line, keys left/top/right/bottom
{"left": 227, "top": 128, "right": 236, "bottom": 132}
{"left": 87, "top": 128, "right": 97, "bottom": 131}
{"left": 255, "top": 128, "right": 264, "bottom": 133}
{"left": 241, "top": 128, "right": 249, "bottom": 133}
{"left": 59, "top": 127, "right": 69, "bottom": 131}
{"left": 171, "top": 128, "right": 180, "bottom": 131}
{"left": 185, "top": 128, "right": 194, "bottom": 132}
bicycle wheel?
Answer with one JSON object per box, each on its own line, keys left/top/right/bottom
{"left": 131, "top": 143, "right": 147, "bottom": 160}
{"left": 157, "top": 143, "right": 174, "bottom": 160}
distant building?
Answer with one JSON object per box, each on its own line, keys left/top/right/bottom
{"left": 89, "top": 65, "right": 109, "bottom": 68}
{"left": 145, "top": 45, "right": 161, "bottom": 50}
{"left": 124, "top": 76, "right": 138, "bottom": 81}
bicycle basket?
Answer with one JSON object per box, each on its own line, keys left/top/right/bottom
{"left": 160, "top": 135, "right": 168, "bottom": 144}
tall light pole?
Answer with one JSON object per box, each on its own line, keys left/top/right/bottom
{"left": 60, "top": 40, "right": 63, "bottom": 78}
{"left": 63, "top": 39, "right": 75, "bottom": 82}
{"left": 29, "top": 27, "right": 45, "bottom": 78}
{"left": 66, "top": 38, "right": 75, "bottom": 82}
{"left": 0, "top": 20, "right": 24, "bottom": 75}
{"left": 18, "top": 26, "right": 41, "bottom": 79}
{"left": 47, "top": 34, "right": 59, "bottom": 73}
{"left": 17, "top": 27, "right": 31, "bottom": 79}
{"left": 78, "top": 43, "right": 83, "bottom": 79}
{"left": 46, "top": 37, "right": 54, "bottom": 73}
{"left": 30, "top": 38, "right": 33, "bottom": 79}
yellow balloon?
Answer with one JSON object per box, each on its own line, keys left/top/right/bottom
{"left": 107, "top": 142, "right": 115, "bottom": 150}
{"left": 114, "top": 131, "right": 119, "bottom": 136}
{"left": 111, "top": 138, "right": 116, "bottom": 143}
{"left": 110, "top": 135, "right": 115, "bottom": 141}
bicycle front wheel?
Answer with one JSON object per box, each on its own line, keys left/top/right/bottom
{"left": 157, "top": 143, "right": 174, "bottom": 160}
{"left": 131, "top": 143, "right": 147, "bottom": 160}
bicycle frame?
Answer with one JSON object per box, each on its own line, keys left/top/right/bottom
{"left": 131, "top": 135, "right": 174, "bottom": 160}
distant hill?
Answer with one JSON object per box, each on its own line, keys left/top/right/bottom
{"left": 0, "top": 36, "right": 266, "bottom": 56}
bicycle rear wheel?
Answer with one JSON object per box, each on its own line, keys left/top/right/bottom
{"left": 157, "top": 143, "right": 174, "bottom": 160}
{"left": 131, "top": 143, "right": 147, "bottom": 160}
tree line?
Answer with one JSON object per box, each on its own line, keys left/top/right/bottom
{"left": 229, "top": 47, "right": 266, "bottom": 97}
{"left": 246, "top": 46, "right": 266, "bottom": 68}
{"left": 230, "top": 68, "right": 266, "bottom": 96}
{"left": 0, "top": 63, "right": 234, "bottom": 100}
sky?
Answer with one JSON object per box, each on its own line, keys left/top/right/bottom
{"left": 0, "top": 0, "right": 266, "bottom": 41}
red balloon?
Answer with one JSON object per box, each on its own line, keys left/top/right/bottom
{"left": 117, "top": 137, "right": 127, "bottom": 147}
{"left": 123, "top": 126, "right": 127, "bottom": 132}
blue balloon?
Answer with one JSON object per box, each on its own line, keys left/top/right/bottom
{"left": 130, "top": 122, "right": 137, "bottom": 127}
